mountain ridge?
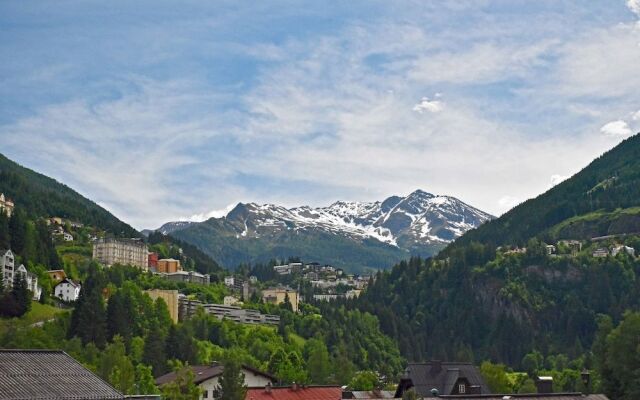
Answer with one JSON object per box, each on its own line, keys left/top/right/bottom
{"left": 155, "top": 189, "right": 493, "bottom": 272}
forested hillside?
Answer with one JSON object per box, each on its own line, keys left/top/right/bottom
{"left": 444, "top": 134, "right": 640, "bottom": 252}
{"left": 0, "top": 153, "right": 138, "bottom": 236}
{"left": 351, "top": 134, "right": 640, "bottom": 384}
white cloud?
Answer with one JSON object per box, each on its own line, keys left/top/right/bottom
{"left": 185, "top": 203, "right": 237, "bottom": 222}
{"left": 550, "top": 174, "right": 569, "bottom": 187}
{"left": 600, "top": 120, "right": 633, "bottom": 137}
{"left": 632, "top": 109, "right": 640, "bottom": 120}
{"left": 413, "top": 97, "right": 444, "bottom": 113}
{"left": 628, "top": 0, "right": 640, "bottom": 17}
{"left": 498, "top": 196, "right": 521, "bottom": 213}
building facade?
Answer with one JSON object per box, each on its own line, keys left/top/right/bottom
{"left": 1, "top": 249, "right": 15, "bottom": 288}
{"left": 54, "top": 279, "right": 81, "bottom": 302}
{"left": 179, "top": 298, "right": 280, "bottom": 325}
{"left": 16, "top": 264, "right": 42, "bottom": 300}
{"left": 92, "top": 237, "right": 148, "bottom": 270}
{"left": 145, "top": 289, "right": 179, "bottom": 323}
{"left": 0, "top": 193, "right": 14, "bottom": 217}
{"left": 262, "top": 287, "right": 299, "bottom": 312}
{"left": 157, "top": 258, "right": 181, "bottom": 273}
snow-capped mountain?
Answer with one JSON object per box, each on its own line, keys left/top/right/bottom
{"left": 154, "top": 190, "right": 492, "bottom": 272}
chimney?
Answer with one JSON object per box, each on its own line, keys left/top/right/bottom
{"left": 292, "top": 382, "right": 298, "bottom": 391}
{"left": 535, "top": 376, "right": 553, "bottom": 394}
{"left": 265, "top": 382, "right": 272, "bottom": 393}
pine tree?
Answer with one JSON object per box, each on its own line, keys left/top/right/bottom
{"left": 69, "top": 265, "right": 107, "bottom": 347}
{"left": 0, "top": 211, "right": 10, "bottom": 249}
{"left": 143, "top": 320, "right": 168, "bottom": 377}
{"left": 218, "top": 356, "right": 247, "bottom": 400}
{"left": 12, "top": 273, "right": 31, "bottom": 317}
{"left": 8, "top": 208, "right": 26, "bottom": 254}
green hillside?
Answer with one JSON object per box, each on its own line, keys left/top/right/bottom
{"left": 444, "top": 134, "right": 640, "bottom": 252}
{"left": 352, "top": 133, "right": 640, "bottom": 371}
{"left": 172, "top": 218, "right": 410, "bottom": 273}
{"left": 0, "top": 153, "right": 138, "bottom": 236}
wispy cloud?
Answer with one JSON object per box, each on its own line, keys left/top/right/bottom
{"left": 1, "top": 1, "right": 639, "bottom": 228}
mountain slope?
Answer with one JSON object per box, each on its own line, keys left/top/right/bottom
{"left": 355, "top": 133, "right": 640, "bottom": 366}
{"left": 161, "top": 190, "right": 492, "bottom": 272}
{"left": 0, "top": 153, "right": 138, "bottom": 236}
{"left": 444, "top": 134, "right": 640, "bottom": 252}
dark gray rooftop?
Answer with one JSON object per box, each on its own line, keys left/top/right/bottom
{"left": 395, "top": 361, "right": 490, "bottom": 397}
{"left": 0, "top": 349, "right": 124, "bottom": 400}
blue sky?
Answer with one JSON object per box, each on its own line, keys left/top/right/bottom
{"left": 1, "top": 1, "right": 640, "bottom": 229}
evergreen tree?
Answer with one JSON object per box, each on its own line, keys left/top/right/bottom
{"left": 0, "top": 211, "right": 10, "bottom": 249}
{"left": 8, "top": 208, "right": 26, "bottom": 254}
{"left": 69, "top": 265, "right": 107, "bottom": 347}
{"left": 218, "top": 356, "right": 247, "bottom": 400}
{"left": 12, "top": 273, "right": 31, "bottom": 317}
{"left": 304, "top": 338, "right": 330, "bottom": 384}
{"left": 143, "top": 320, "right": 168, "bottom": 377}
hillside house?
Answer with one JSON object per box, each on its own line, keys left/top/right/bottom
{"left": 0, "top": 193, "right": 14, "bottom": 217}
{"left": 54, "top": 278, "right": 81, "bottom": 302}
{"left": 0, "top": 349, "right": 124, "bottom": 399}
{"left": 611, "top": 245, "right": 635, "bottom": 257}
{"left": 46, "top": 269, "right": 67, "bottom": 283}
{"left": 156, "top": 362, "right": 276, "bottom": 400}
{"left": 592, "top": 248, "right": 609, "bottom": 258}
{"left": 16, "top": 264, "right": 42, "bottom": 300}
{"left": 164, "top": 270, "right": 209, "bottom": 285}
{"left": 1, "top": 249, "right": 15, "bottom": 288}
{"left": 395, "top": 361, "right": 490, "bottom": 398}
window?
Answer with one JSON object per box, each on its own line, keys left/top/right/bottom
{"left": 203, "top": 390, "right": 208, "bottom": 398}
{"left": 458, "top": 384, "right": 466, "bottom": 394}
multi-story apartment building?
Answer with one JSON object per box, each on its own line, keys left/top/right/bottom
{"left": 262, "top": 287, "right": 299, "bottom": 312}
{"left": 178, "top": 297, "right": 280, "bottom": 325}
{"left": 145, "top": 289, "right": 179, "bottom": 323}
{"left": 157, "top": 258, "right": 181, "bottom": 273}
{"left": 92, "top": 237, "right": 148, "bottom": 270}
{"left": 0, "top": 249, "right": 15, "bottom": 288}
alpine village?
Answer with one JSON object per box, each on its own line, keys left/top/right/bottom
{"left": 3, "top": 2, "right": 640, "bottom": 400}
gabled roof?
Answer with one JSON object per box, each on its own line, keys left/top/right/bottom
{"left": 55, "top": 278, "right": 80, "bottom": 288}
{"left": 395, "top": 362, "right": 489, "bottom": 398}
{"left": 0, "top": 349, "right": 124, "bottom": 399}
{"left": 245, "top": 386, "right": 342, "bottom": 400}
{"left": 155, "top": 363, "right": 276, "bottom": 386}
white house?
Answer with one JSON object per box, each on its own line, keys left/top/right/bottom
{"left": 0, "top": 249, "right": 15, "bottom": 288}
{"left": 612, "top": 245, "right": 635, "bottom": 258}
{"left": 16, "top": 264, "right": 42, "bottom": 301}
{"left": 224, "top": 276, "right": 235, "bottom": 287}
{"left": 156, "top": 362, "right": 276, "bottom": 400}
{"left": 54, "top": 278, "right": 81, "bottom": 302}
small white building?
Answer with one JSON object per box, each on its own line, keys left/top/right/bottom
{"left": 224, "top": 276, "right": 235, "bottom": 287}
{"left": 612, "top": 245, "right": 635, "bottom": 258}
{"left": 54, "top": 278, "right": 81, "bottom": 302}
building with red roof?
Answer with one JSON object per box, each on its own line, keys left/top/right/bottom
{"left": 246, "top": 385, "right": 342, "bottom": 400}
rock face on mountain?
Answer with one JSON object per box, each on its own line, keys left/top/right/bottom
{"left": 158, "top": 190, "right": 492, "bottom": 272}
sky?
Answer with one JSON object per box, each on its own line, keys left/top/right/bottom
{"left": 1, "top": 1, "right": 640, "bottom": 230}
